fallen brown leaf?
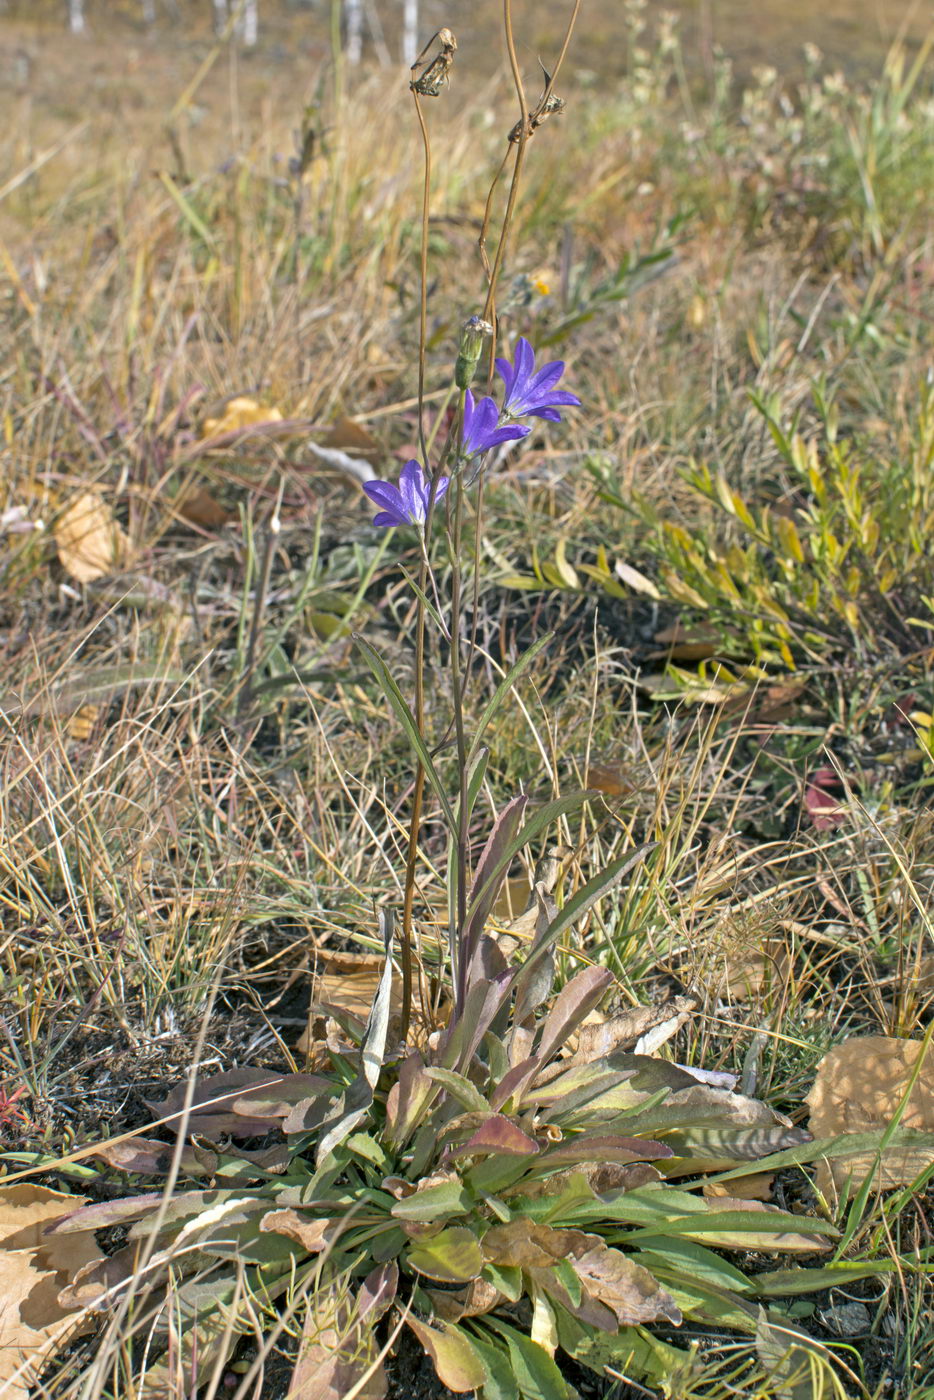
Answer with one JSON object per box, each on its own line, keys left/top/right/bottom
{"left": 0, "top": 1184, "right": 103, "bottom": 1398}
{"left": 806, "top": 1035, "right": 934, "bottom": 1198}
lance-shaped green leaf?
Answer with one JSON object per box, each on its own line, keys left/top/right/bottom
{"left": 555, "top": 1311, "right": 695, "bottom": 1391}
{"left": 390, "top": 1179, "right": 473, "bottom": 1222}
{"left": 628, "top": 1236, "right": 755, "bottom": 1293}
{"left": 484, "top": 1316, "right": 577, "bottom": 1399}
{"left": 625, "top": 1203, "right": 835, "bottom": 1252}
{"left": 750, "top": 1259, "right": 914, "bottom": 1297}
{"left": 354, "top": 636, "right": 455, "bottom": 833}
{"left": 406, "top": 1226, "right": 484, "bottom": 1283}
{"left": 423, "top": 1068, "right": 492, "bottom": 1115}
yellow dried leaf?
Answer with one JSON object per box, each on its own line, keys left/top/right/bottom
{"left": 201, "top": 396, "right": 283, "bottom": 438}
{"left": 66, "top": 705, "right": 99, "bottom": 742}
{"left": 54, "top": 491, "right": 128, "bottom": 583}
{"left": 0, "top": 1184, "right": 103, "bottom": 1398}
{"left": 806, "top": 1035, "right": 934, "bottom": 1199}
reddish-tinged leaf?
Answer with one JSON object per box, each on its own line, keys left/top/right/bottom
{"left": 451, "top": 1114, "right": 540, "bottom": 1158}
{"left": 489, "top": 1055, "right": 542, "bottom": 1112}
{"left": 535, "top": 966, "right": 615, "bottom": 1067}
{"left": 259, "top": 1210, "right": 338, "bottom": 1253}
{"left": 804, "top": 766, "right": 846, "bottom": 830}
{"left": 89, "top": 1137, "right": 213, "bottom": 1176}
{"left": 45, "top": 1193, "right": 165, "bottom": 1235}
{"left": 146, "top": 1070, "right": 329, "bottom": 1137}
{"left": 385, "top": 1052, "right": 435, "bottom": 1148}
{"left": 461, "top": 797, "right": 529, "bottom": 981}
{"left": 541, "top": 1134, "right": 673, "bottom": 1165}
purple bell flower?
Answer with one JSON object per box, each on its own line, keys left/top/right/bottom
{"left": 362, "top": 459, "right": 449, "bottom": 528}
{"left": 495, "top": 336, "right": 581, "bottom": 422}
{"left": 461, "top": 389, "right": 530, "bottom": 458}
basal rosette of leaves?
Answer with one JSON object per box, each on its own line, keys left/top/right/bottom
{"left": 41, "top": 862, "right": 861, "bottom": 1400}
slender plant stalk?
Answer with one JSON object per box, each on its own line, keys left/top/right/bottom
{"left": 399, "top": 86, "right": 435, "bottom": 1040}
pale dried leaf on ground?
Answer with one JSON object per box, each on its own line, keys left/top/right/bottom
{"left": 0, "top": 1184, "right": 103, "bottom": 1398}
{"left": 200, "top": 395, "right": 283, "bottom": 438}
{"left": 806, "top": 1035, "right": 934, "bottom": 1198}
{"left": 53, "top": 490, "right": 129, "bottom": 582}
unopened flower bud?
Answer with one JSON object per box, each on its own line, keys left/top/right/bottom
{"left": 454, "top": 315, "right": 493, "bottom": 390}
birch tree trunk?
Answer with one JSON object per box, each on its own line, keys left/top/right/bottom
{"left": 68, "top": 0, "right": 86, "bottom": 34}
{"left": 344, "top": 0, "right": 363, "bottom": 64}
{"left": 213, "top": 0, "right": 228, "bottom": 34}
{"left": 402, "top": 0, "right": 418, "bottom": 66}
{"left": 238, "top": 0, "right": 258, "bottom": 45}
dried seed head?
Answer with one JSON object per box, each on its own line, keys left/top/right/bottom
{"left": 411, "top": 27, "right": 457, "bottom": 97}
{"left": 508, "top": 94, "right": 567, "bottom": 144}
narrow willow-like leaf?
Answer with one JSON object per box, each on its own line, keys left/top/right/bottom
{"left": 467, "top": 632, "right": 554, "bottom": 764}
{"left": 354, "top": 635, "right": 455, "bottom": 832}
{"left": 701, "top": 1127, "right": 934, "bottom": 1187}
{"left": 459, "top": 796, "right": 527, "bottom": 998}
{"left": 462, "top": 792, "right": 594, "bottom": 956}
{"left": 751, "top": 1259, "right": 914, "bottom": 1297}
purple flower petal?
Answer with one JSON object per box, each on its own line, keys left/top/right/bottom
{"left": 363, "top": 480, "right": 405, "bottom": 512}
{"left": 398, "top": 459, "right": 424, "bottom": 523}
{"left": 495, "top": 337, "right": 580, "bottom": 422}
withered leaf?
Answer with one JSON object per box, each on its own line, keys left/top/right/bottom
{"left": 259, "top": 1209, "right": 338, "bottom": 1253}
{"left": 571, "top": 997, "right": 697, "bottom": 1061}
{"left": 53, "top": 490, "right": 129, "bottom": 583}
{"left": 146, "top": 1069, "right": 329, "bottom": 1137}
{"left": 806, "top": 1035, "right": 934, "bottom": 1198}
{"left": 405, "top": 1316, "right": 486, "bottom": 1393}
{"left": 0, "top": 1185, "right": 103, "bottom": 1398}
{"left": 288, "top": 1265, "right": 396, "bottom": 1400}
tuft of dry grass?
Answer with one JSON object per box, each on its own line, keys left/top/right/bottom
{"left": 1, "top": 3, "right": 933, "bottom": 1396}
